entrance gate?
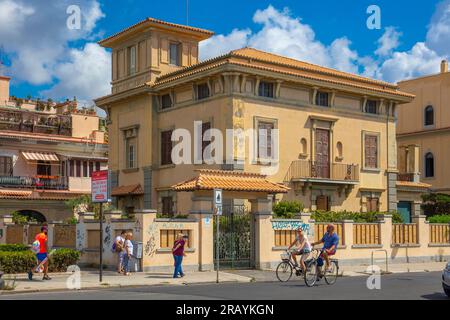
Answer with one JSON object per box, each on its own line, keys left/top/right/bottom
{"left": 213, "top": 205, "right": 254, "bottom": 269}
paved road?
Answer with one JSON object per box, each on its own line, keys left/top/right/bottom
{"left": 0, "top": 271, "right": 447, "bottom": 300}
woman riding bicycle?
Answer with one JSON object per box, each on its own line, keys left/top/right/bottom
{"left": 287, "top": 226, "right": 311, "bottom": 272}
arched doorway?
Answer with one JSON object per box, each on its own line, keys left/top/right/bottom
{"left": 15, "top": 210, "right": 47, "bottom": 223}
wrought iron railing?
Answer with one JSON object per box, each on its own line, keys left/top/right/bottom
{"left": 284, "top": 160, "right": 359, "bottom": 182}
{"left": 0, "top": 175, "right": 68, "bottom": 190}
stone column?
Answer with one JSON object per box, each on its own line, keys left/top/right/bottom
{"left": 377, "top": 214, "right": 392, "bottom": 252}
{"left": 0, "top": 215, "right": 10, "bottom": 244}
{"left": 76, "top": 212, "right": 94, "bottom": 251}
{"left": 412, "top": 215, "right": 429, "bottom": 250}
{"left": 190, "top": 196, "right": 214, "bottom": 271}
{"left": 342, "top": 220, "right": 354, "bottom": 248}
{"left": 250, "top": 198, "right": 273, "bottom": 270}
{"left": 47, "top": 222, "right": 55, "bottom": 249}
{"left": 132, "top": 209, "right": 156, "bottom": 272}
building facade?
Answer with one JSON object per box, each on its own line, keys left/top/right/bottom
{"left": 397, "top": 61, "right": 450, "bottom": 197}
{"left": 95, "top": 18, "right": 416, "bottom": 216}
{"left": 0, "top": 76, "right": 108, "bottom": 222}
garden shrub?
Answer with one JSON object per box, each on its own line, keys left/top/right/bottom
{"left": 421, "top": 193, "right": 450, "bottom": 216}
{"left": 0, "top": 244, "right": 29, "bottom": 252}
{"left": 273, "top": 201, "right": 304, "bottom": 219}
{"left": 427, "top": 214, "right": 450, "bottom": 224}
{"left": 48, "top": 249, "right": 80, "bottom": 272}
{"left": 311, "top": 211, "right": 403, "bottom": 223}
{"left": 0, "top": 248, "right": 80, "bottom": 274}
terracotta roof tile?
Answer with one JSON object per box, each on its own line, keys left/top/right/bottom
{"left": 172, "top": 169, "right": 289, "bottom": 193}
{"left": 0, "top": 189, "right": 88, "bottom": 200}
{"left": 396, "top": 181, "right": 431, "bottom": 189}
{"left": 99, "top": 17, "right": 214, "bottom": 47}
{"left": 111, "top": 184, "right": 144, "bottom": 196}
{"left": 154, "top": 47, "right": 414, "bottom": 99}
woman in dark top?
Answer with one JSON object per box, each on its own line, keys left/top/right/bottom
{"left": 172, "top": 233, "right": 187, "bottom": 278}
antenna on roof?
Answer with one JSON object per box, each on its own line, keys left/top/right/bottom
{"left": 186, "top": 0, "right": 189, "bottom": 25}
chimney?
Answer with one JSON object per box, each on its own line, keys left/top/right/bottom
{"left": 0, "top": 76, "right": 10, "bottom": 106}
{"left": 441, "top": 60, "right": 449, "bottom": 73}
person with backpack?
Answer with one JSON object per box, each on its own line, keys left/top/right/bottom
{"left": 28, "top": 226, "right": 51, "bottom": 281}
{"left": 112, "top": 230, "right": 126, "bottom": 274}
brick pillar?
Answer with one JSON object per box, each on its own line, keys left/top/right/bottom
{"left": 412, "top": 215, "right": 429, "bottom": 250}
{"left": 190, "top": 196, "right": 213, "bottom": 271}
{"left": 134, "top": 209, "right": 157, "bottom": 272}
{"left": 377, "top": 214, "right": 392, "bottom": 252}
{"left": 47, "top": 223, "right": 55, "bottom": 249}
{"left": 250, "top": 198, "right": 272, "bottom": 270}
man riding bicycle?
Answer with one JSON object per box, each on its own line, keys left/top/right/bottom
{"left": 287, "top": 226, "right": 311, "bottom": 272}
{"left": 311, "top": 224, "right": 339, "bottom": 272}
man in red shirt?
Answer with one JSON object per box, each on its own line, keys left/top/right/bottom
{"left": 28, "top": 226, "right": 51, "bottom": 281}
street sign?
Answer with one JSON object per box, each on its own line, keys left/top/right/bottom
{"left": 214, "top": 188, "right": 222, "bottom": 205}
{"left": 91, "top": 170, "right": 109, "bottom": 203}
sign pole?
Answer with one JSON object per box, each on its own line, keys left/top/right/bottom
{"left": 216, "top": 211, "right": 219, "bottom": 283}
{"left": 99, "top": 202, "right": 103, "bottom": 283}
{"left": 213, "top": 188, "right": 222, "bottom": 284}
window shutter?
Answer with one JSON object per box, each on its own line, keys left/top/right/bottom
{"left": 365, "top": 135, "right": 378, "bottom": 168}
{"left": 202, "top": 122, "right": 211, "bottom": 160}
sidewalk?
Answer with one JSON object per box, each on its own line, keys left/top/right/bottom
{"left": 0, "top": 270, "right": 253, "bottom": 294}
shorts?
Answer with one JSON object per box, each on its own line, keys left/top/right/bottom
{"left": 321, "top": 249, "right": 336, "bottom": 256}
{"left": 294, "top": 248, "right": 311, "bottom": 255}
{"left": 36, "top": 252, "right": 47, "bottom": 262}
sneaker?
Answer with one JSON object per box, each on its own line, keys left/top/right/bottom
{"left": 28, "top": 271, "right": 33, "bottom": 281}
{"left": 180, "top": 273, "right": 185, "bottom": 278}
{"left": 43, "top": 275, "right": 51, "bottom": 280}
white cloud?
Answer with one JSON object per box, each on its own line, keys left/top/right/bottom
{"left": 200, "top": 29, "right": 250, "bottom": 61}
{"left": 0, "top": 0, "right": 108, "bottom": 101}
{"left": 41, "top": 43, "right": 111, "bottom": 104}
{"left": 199, "top": 4, "right": 449, "bottom": 84}
{"left": 375, "top": 27, "right": 402, "bottom": 57}
{"left": 376, "top": 43, "right": 443, "bottom": 83}
{"left": 426, "top": 0, "right": 450, "bottom": 56}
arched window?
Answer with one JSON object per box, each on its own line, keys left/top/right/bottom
{"left": 425, "top": 152, "right": 434, "bottom": 178}
{"left": 424, "top": 105, "right": 434, "bottom": 126}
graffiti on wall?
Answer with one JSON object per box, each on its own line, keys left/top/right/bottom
{"left": 104, "top": 224, "right": 111, "bottom": 247}
{"left": 76, "top": 228, "right": 85, "bottom": 251}
{"left": 144, "top": 223, "right": 157, "bottom": 257}
{"left": 271, "top": 221, "right": 313, "bottom": 236}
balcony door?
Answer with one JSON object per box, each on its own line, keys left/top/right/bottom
{"left": 315, "top": 129, "right": 330, "bottom": 178}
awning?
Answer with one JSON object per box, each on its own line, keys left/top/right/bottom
{"left": 21, "top": 151, "right": 59, "bottom": 162}
{"left": 172, "top": 169, "right": 290, "bottom": 193}
{"left": 57, "top": 153, "right": 108, "bottom": 161}
{"left": 111, "top": 184, "right": 144, "bottom": 197}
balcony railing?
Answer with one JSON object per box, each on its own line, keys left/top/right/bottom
{"left": 397, "top": 173, "right": 415, "bottom": 182}
{"left": 0, "top": 109, "right": 72, "bottom": 136}
{"left": 284, "top": 160, "right": 359, "bottom": 182}
{"left": 0, "top": 175, "right": 68, "bottom": 190}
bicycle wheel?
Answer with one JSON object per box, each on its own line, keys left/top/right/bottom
{"left": 324, "top": 261, "right": 339, "bottom": 285}
{"left": 276, "top": 261, "right": 293, "bottom": 282}
{"left": 304, "top": 260, "right": 318, "bottom": 287}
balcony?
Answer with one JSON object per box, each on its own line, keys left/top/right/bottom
{"left": 0, "top": 109, "right": 72, "bottom": 136}
{"left": 0, "top": 175, "right": 68, "bottom": 190}
{"left": 285, "top": 160, "right": 359, "bottom": 183}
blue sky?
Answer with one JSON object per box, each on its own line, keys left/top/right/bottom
{"left": 0, "top": 0, "right": 448, "bottom": 105}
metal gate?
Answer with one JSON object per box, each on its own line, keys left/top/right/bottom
{"left": 213, "top": 205, "right": 254, "bottom": 269}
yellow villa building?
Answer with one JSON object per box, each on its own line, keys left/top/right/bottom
{"left": 95, "top": 18, "right": 423, "bottom": 217}
{"left": 397, "top": 61, "right": 450, "bottom": 197}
